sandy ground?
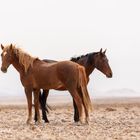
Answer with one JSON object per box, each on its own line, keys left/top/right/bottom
{"left": 0, "top": 98, "right": 140, "bottom": 140}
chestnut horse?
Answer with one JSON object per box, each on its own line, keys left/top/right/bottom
{"left": 1, "top": 44, "right": 92, "bottom": 124}
{"left": 35, "top": 49, "right": 113, "bottom": 123}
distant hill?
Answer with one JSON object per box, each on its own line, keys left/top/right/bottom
{"left": 93, "top": 88, "right": 140, "bottom": 98}
{"left": 0, "top": 88, "right": 140, "bottom": 104}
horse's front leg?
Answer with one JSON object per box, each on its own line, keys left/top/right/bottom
{"left": 34, "top": 89, "right": 49, "bottom": 123}
{"left": 41, "top": 89, "right": 49, "bottom": 123}
{"left": 33, "top": 89, "right": 41, "bottom": 124}
{"left": 73, "top": 98, "right": 79, "bottom": 122}
{"left": 24, "top": 88, "right": 32, "bottom": 124}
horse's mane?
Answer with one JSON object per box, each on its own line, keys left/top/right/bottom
{"left": 4, "top": 45, "right": 38, "bottom": 73}
{"left": 71, "top": 54, "right": 89, "bottom": 62}
{"left": 70, "top": 53, "right": 96, "bottom": 62}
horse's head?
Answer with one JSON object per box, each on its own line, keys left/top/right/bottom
{"left": 1, "top": 44, "right": 14, "bottom": 73}
{"left": 94, "top": 48, "right": 113, "bottom": 78}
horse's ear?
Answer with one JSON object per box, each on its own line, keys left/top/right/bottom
{"left": 10, "top": 44, "right": 13, "bottom": 50}
{"left": 103, "top": 49, "right": 107, "bottom": 54}
{"left": 1, "top": 44, "right": 4, "bottom": 50}
{"left": 100, "top": 48, "right": 102, "bottom": 53}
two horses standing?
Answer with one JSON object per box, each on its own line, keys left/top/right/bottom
{"left": 0, "top": 44, "right": 112, "bottom": 125}
{"left": 36, "top": 49, "right": 113, "bottom": 123}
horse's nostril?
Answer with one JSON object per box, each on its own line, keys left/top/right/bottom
{"left": 107, "top": 72, "right": 112, "bottom": 78}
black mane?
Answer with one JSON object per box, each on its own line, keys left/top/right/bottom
{"left": 70, "top": 52, "right": 99, "bottom": 63}
{"left": 70, "top": 53, "right": 90, "bottom": 62}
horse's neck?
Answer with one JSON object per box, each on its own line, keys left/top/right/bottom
{"left": 77, "top": 58, "right": 95, "bottom": 77}
{"left": 86, "top": 65, "right": 95, "bottom": 76}
{"left": 11, "top": 55, "right": 25, "bottom": 74}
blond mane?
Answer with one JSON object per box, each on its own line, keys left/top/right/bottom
{"left": 4, "top": 45, "right": 38, "bottom": 73}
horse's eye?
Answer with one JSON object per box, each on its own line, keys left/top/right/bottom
{"left": 103, "top": 57, "right": 108, "bottom": 62}
{"left": 105, "top": 57, "right": 108, "bottom": 61}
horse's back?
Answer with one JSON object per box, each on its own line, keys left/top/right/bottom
{"left": 32, "top": 60, "right": 83, "bottom": 89}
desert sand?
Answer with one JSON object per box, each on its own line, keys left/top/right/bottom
{"left": 0, "top": 97, "right": 140, "bottom": 140}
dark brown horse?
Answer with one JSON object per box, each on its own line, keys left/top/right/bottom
{"left": 35, "top": 49, "right": 113, "bottom": 123}
{"left": 1, "top": 44, "right": 92, "bottom": 124}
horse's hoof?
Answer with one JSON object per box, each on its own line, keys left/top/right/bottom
{"left": 73, "top": 120, "right": 84, "bottom": 126}
{"left": 74, "top": 119, "right": 79, "bottom": 123}
{"left": 26, "top": 119, "right": 32, "bottom": 125}
{"left": 35, "top": 121, "right": 42, "bottom": 125}
{"left": 85, "top": 120, "right": 90, "bottom": 125}
{"left": 85, "top": 117, "right": 90, "bottom": 125}
{"left": 79, "top": 118, "right": 85, "bottom": 124}
{"left": 75, "top": 121, "right": 86, "bottom": 126}
{"left": 44, "top": 120, "right": 49, "bottom": 123}
{"left": 73, "top": 122, "right": 81, "bottom": 126}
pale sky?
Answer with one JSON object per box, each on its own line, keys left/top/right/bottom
{"left": 0, "top": 0, "right": 140, "bottom": 97}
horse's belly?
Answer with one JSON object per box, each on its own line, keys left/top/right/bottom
{"left": 33, "top": 76, "right": 63, "bottom": 90}
{"left": 42, "top": 81, "right": 63, "bottom": 89}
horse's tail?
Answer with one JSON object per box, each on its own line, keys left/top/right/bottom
{"left": 78, "top": 66, "right": 93, "bottom": 113}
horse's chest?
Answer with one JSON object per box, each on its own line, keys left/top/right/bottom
{"left": 20, "top": 73, "right": 34, "bottom": 87}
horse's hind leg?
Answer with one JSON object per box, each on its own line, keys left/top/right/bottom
{"left": 73, "top": 98, "right": 79, "bottom": 122}
{"left": 33, "top": 89, "right": 41, "bottom": 124}
{"left": 34, "top": 91, "right": 42, "bottom": 122}
{"left": 24, "top": 88, "right": 32, "bottom": 124}
{"left": 83, "top": 102, "right": 89, "bottom": 124}
{"left": 78, "top": 87, "right": 90, "bottom": 124}
{"left": 69, "top": 90, "right": 84, "bottom": 124}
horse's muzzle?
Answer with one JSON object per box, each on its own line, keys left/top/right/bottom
{"left": 1, "top": 67, "right": 7, "bottom": 73}
{"left": 107, "top": 72, "right": 113, "bottom": 78}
